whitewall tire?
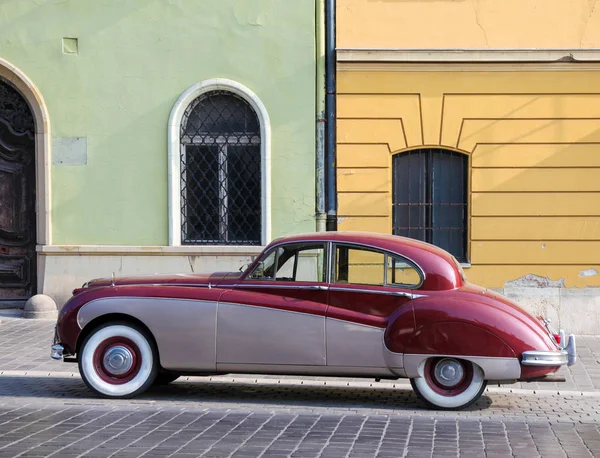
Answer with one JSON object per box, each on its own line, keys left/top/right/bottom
{"left": 78, "top": 322, "right": 158, "bottom": 398}
{"left": 410, "top": 357, "right": 486, "bottom": 410}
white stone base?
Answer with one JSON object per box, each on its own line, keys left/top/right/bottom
{"left": 500, "top": 286, "right": 599, "bottom": 335}
{"left": 38, "top": 245, "right": 264, "bottom": 308}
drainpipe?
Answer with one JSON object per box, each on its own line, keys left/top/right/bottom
{"left": 325, "top": 0, "right": 337, "bottom": 231}
{"left": 315, "top": 0, "right": 326, "bottom": 232}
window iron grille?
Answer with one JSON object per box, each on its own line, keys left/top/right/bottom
{"left": 392, "top": 148, "right": 468, "bottom": 262}
{"left": 180, "top": 91, "right": 261, "bottom": 245}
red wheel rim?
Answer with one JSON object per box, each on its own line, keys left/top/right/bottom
{"left": 92, "top": 336, "right": 142, "bottom": 385}
{"left": 423, "top": 358, "right": 473, "bottom": 397}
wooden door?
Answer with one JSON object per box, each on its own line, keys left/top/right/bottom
{"left": 0, "top": 81, "right": 36, "bottom": 307}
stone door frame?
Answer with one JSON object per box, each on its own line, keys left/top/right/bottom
{"left": 0, "top": 58, "right": 51, "bottom": 296}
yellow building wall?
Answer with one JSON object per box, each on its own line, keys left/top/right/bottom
{"left": 337, "top": 65, "right": 600, "bottom": 288}
{"left": 338, "top": 0, "right": 600, "bottom": 49}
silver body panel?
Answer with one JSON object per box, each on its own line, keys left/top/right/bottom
{"left": 216, "top": 303, "right": 326, "bottom": 366}
{"left": 403, "top": 353, "right": 522, "bottom": 380}
{"left": 326, "top": 318, "right": 388, "bottom": 368}
{"left": 78, "top": 297, "right": 217, "bottom": 372}
{"left": 217, "top": 363, "right": 397, "bottom": 377}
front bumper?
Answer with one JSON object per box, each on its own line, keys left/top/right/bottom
{"left": 522, "top": 333, "right": 577, "bottom": 367}
{"left": 50, "top": 324, "right": 64, "bottom": 360}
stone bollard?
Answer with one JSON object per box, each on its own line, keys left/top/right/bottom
{"left": 23, "top": 294, "right": 58, "bottom": 319}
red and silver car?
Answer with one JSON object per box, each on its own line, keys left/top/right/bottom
{"left": 51, "top": 232, "right": 576, "bottom": 410}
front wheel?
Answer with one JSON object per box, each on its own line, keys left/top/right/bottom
{"left": 410, "top": 357, "right": 487, "bottom": 410}
{"left": 79, "top": 322, "right": 158, "bottom": 398}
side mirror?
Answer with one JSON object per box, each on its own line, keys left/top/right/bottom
{"left": 253, "top": 261, "right": 265, "bottom": 278}
{"left": 239, "top": 263, "right": 249, "bottom": 272}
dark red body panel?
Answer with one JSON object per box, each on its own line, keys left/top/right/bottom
{"left": 224, "top": 284, "right": 328, "bottom": 316}
{"left": 327, "top": 285, "right": 412, "bottom": 328}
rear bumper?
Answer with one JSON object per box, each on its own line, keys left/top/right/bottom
{"left": 522, "top": 333, "right": 577, "bottom": 367}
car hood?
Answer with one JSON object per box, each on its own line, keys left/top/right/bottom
{"left": 84, "top": 271, "right": 243, "bottom": 288}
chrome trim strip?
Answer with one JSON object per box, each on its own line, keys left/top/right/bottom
{"left": 328, "top": 286, "right": 412, "bottom": 298}
{"left": 522, "top": 333, "right": 576, "bottom": 367}
{"left": 565, "top": 334, "right": 577, "bottom": 366}
{"left": 327, "top": 317, "right": 381, "bottom": 329}
{"left": 235, "top": 283, "right": 329, "bottom": 291}
{"left": 326, "top": 241, "right": 333, "bottom": 284}
{"left": 216, "top": 363, "right": 396, "bottom": 377}
{"left": 521, "top": 350, "right": 568, "bottom": 366}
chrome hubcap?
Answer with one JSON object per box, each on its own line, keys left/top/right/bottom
{"left": 434, "top": 359, "right": 464, "bottom": 387}
{"left": 103, "top": 345, "right": 134, "bottom": 375}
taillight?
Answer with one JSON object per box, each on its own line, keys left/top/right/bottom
{"left": 553, "top": 333, "right": 561, "bottom": 345}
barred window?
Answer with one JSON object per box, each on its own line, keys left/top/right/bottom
{"left": 180, "top": 91, "right": 261, "bottom": 245}
{"left": 392, "top": 148, "right": 468, "bottom": 262}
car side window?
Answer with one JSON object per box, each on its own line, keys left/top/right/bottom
{"left": 334, "top": 244, "right": 422, "bottom": 288}
{"left": 247, "top": 243, "right": 326, "bottom": 282}
{"left": 387, "top": 254, "right": 422, "bottom": 288}
{"left": 334, "top": 245, "right": 385, "bottom": 286}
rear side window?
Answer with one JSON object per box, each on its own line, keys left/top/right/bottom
{"left": 334, "top": 244, "right": 422, "bottom": 288}
{"left": 387, "top": 254, "right": 422, "bottom": 287}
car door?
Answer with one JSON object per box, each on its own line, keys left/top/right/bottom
{"left": 216, "top": 242, "right": 329, "bottom": 368}
{"left": 326, "top": 243, "right": 421, "bottom": 368}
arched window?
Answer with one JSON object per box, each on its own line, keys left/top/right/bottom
{"left": 392, "top": 148, "right": 468, "bottom": 262}
{"left": 180, "top": 91, "right": 261, "bottom": 245}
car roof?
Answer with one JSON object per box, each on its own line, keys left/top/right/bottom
{"left": 270, "top": 231, "right": 449, "bottom": 257}
{"left": 262, "top": 232, "right": 462, "bottom": 290}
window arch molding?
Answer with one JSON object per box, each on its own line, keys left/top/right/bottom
{"left": 168, "top": 78, "right": 271, "bottom": 246}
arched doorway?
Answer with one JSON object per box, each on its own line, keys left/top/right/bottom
{"left": 0, "top": 79, "right": 36, "bottom": 307}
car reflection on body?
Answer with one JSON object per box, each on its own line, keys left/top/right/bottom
{"left": 51, "top": 231, "right": 576, "bottom": 410}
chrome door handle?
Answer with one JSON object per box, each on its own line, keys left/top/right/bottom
{"left": 306, "top": 285, "right": 329, "bottom": 291}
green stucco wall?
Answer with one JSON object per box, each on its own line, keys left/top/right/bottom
{"left": 0, "top": 0, "right": 316, "bottom": 245}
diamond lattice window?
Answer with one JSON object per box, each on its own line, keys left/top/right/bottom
{"left": 180, "top": 91, "right": 261, "bottom": 245}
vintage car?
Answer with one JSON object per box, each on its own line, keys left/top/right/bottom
{"left": 51, "top": 232, "right": 576, "bottom": 410}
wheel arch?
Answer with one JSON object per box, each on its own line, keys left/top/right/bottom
{"left": 76, "top": 313, "right": 158, "bottom": 358}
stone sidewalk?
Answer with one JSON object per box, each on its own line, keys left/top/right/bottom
{"left": 0, "top": 315, "right": 599, "bottom": 395}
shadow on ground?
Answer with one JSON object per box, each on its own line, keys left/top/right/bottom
{"left": 0, "top": 375, "right": 494, "bottom": 412}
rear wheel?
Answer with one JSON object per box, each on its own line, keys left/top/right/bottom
{"left": 78, "top": 322, "right": 158, "bottom": 398}
{"left": 410, "top": 357, "right": 486, "bottom": 410}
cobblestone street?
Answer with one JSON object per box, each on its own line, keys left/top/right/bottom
{"left": 1, "top": 316, "right": 599, "bottom": 457}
